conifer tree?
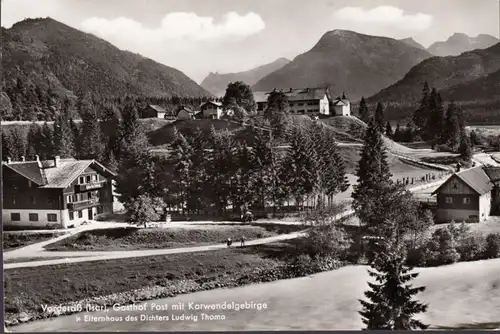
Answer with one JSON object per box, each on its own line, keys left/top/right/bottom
{"left": 352, "top": 119, "right": 392, "bottom": 207}
{"left": 53, "top": 115, "right": 75, "bottom": 158}
{"left": 385, "top": 122, "right": 393, "bottom": 138}
{"left": 79, "top": 93, "right": 103, "bottom": 160}
{"left": 2, "top": 130, "right": 11, "bottom": 161}
{"left": 374, "top": 102, "right": 385, "bottom": 132}
{"left": 282, "top": 125, "right": 317, "bottom": 208}
{"left": 393, "top": 123, "right": 402, "bottom": 142}
{"left": 26, "top": 122, "right": 41, "bottom": 160}
{"left": 186, "top": 126, "right": 208, "bottom": 214}
{"left": 323, "top": 129, "right": 349, "bottom": 201}
{"left": 40, "top": 122, "right": 54, "bottom": 159}
{"left": 265, "top": 91, "right": 291, "bottom": 140}
{"left": 358, "top": 97, "right": 369, "bottom": 123}
{"left": 252, "top": 124, "right": 274, "bottom": 210}
{"left": 359, "top": 232, "right": 428, "bottom": 330}
{"left": 459, "top": 132, "right": 472, "bottom": 162}
{"left": 413, "top": 82, "right": 430, "bottom": 130}
{"left": 231, "top": 141, "right": 257, "bottom": 215}
{"left": 444, "top": 101, "right": 463, "bottom": 151}
{"left": 170, "top": 128, "right": 194, "bottom": 213}
{"left": 8, "top": 127, "right": 27, "bottom": 160}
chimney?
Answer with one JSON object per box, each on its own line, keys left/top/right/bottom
{"left": 456, "top": 163, "right": 461, "bottom": 173}
{"left": 54, "top": 156, "right": 60, "bottom": 167}
{"left": 35, "top": 155, "right": 42, "bottom": 168}
{"left": 342, "top": 92, "right": 346, "bottom": 100}
{"left": 21, "top": 156, "right": 25, "bottom": 162}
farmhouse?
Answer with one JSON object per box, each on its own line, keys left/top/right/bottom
{"left": 2, "top": 156, "right": 116, "bottom": 229}
{"left": 140, "top": 104, "right": 167, "bottom": 119}
{"left": 200, "top": 101, "right": 224, "bottom": 119}
{"left": 432, "top": 166, "right": 500, "bottom": 222}
{"left": 253, "top": 87, "right": 335, "bottom": 116}
{"left": 176, "top": 106, "right": 197, "bottom": 120}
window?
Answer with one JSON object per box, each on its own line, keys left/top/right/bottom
{"left": 97, "top": 206, "right": 103, "bottom": 214}
{"left": 463, "top": 197, "right": 471, "bottom": 204}
{"left": 30, "top": 196, "right": 36, "bottom": 205}
{"left": 11, "top": 213, "right": 20, "bottom": 221}
{"left": 93, "top": 175, "right": 98, "bottom": 182}
{"left": 452, "top": 182, "right": 458, "bottom": 189}
{"left": 69, "top": 211, "right": 74, "bottom": 221}
{"left": 298, "top": 103, "right": 304, "bottom": 106}
{"left": 67, "top": 195, "right": 72, "bottom": 203}
{"left": 29, "top": 213, "right": 39, "bottom": 221}
{"left": 72, "top": 194, "right": 78, "bottom": 202}
{"left": 78, "top": 210, "right": 83, "bottom": 218}
{"left": 445, "top": 197, "right": 453, "bottom": 204}
{"left": 86, "top": 175, "right": 91, "bottom": 183}
{"left": 79, "top": 176, "right": 85, "bottom": 184}
{"left": 88, "top": 192, "right": 92, "bottom": 200}
{"left": 289, "top": 103, "right": 294, "bottom": 107}
{"left": 47, "top": 213, "right": 57, "bottom": 222}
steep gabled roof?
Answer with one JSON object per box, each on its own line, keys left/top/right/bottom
{"left": 3, "top": 159, "right": 116, "bottom": 189}
{"left": 432, "top": 166, "right": 493, "bottom": 195}
{"left": 201, "top": 101, "right": 222, "bottom": 108}
{"left": 148, "top": 104, "right": 166, "bottom": 113}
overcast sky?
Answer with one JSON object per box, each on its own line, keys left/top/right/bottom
{"left": 2, "top": 0, "right": 499, "bottom": 83}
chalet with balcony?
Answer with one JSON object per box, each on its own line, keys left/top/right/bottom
{"left": 2, "top": 156, "right": 117, "bottom": 229}
{"left": 140, "top": 104, "right": 167, "bottom": 119}
{"left": 432, "top": 166, "right": 500, "bottom": 223}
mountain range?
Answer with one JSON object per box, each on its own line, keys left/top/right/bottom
{"left": 427, "top": 33, "right": 499, "bottom": 57}
{"left": 2, "top": 18, "right": 211, "bottom": 105}
{"left": 367, "top": 42, "right": 500, "bottom": 124}
{"left": 200, "top": 58, "right": 290, "bottom": 97}
{"left": 399, "top": 38, "right": 426, "bottom": 50}
{"left": 252, "top": 30, "right": 433, "bottom": 101}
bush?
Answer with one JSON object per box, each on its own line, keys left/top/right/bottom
{"left": 484, "top": 233, "right": 500, "bottom": 259}
{"left": 455, "top": 234, "right": 485, "bottom": 262}
{"left": 425, "top": 227, "right": 460, "bottom": 266}
{"left": 303, "top": 224, "right": 351, "bottom": 259}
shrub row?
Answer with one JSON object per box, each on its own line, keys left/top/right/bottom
{"left": 4, "top": 255, "right": 341, "bottom": 327}
{"left": 407, "top": 224, "right": 500, "bottom": 267}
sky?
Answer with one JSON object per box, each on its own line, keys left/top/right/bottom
{"left": 2, "top": 0, "right": 499, "bottom": 83}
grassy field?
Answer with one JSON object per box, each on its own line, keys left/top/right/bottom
{"left": 4, "top": 256, "right": 87, "bottom": 264}
{"left": 3, "top": 232, "right": 66, "bottom": 251}
{"left": 4, "top": 241, "right": 294, "bottom": 317}
{"left": 44, "top": 224, "right": 303, "bottom": 252}
{"left": 10, "top": 258, "right": 500, "bottom": 331}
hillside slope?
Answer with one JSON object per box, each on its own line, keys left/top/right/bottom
{"left": 252, "top": 30, "right": 432, "bottom": 101}
{"left": 2, "top": 18, "right": 211, "bottom": 120}
{"left": 200, "top": 58, "right": 290, "bottom": 97}
{"left": 428, "top": 33, "right": 499, "bottom": 56}
{"left": 367, "top": 42, "right": 500, "bottom": 123}
{"left": 400, "top": 38, "right": 426, "bottom": 50}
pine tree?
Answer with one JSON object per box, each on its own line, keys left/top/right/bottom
{"left": 459, "top": 132, "right": 472, "bottom": 162}
{"left": 252, "top": 124, "right": 274, "bottom": 210}
{"left": 443, "top": 101, "right": 462, "bottom": 151}
{"left": 40, "top": 122, "right": 54, "bottom": 159}
{"left": 323, "top": 129, "right": 349, "bottom": 200}
{"left": 79, "top": 93, "right": 104, "bottom": 160}
{"left": 358, "top": 97, "right": 369, "bottom": 123}
{"left": 53, "top": 115, "right": 75, "bottom": 158}
{"left": 385, "top": 122, "right": 393, "bottom": 138}
{"left": 231, "top": 141, "right": 257, "bottom": 216}
{"left": 359, "top": 234, "right": 428, "bottom": 330}
{"left": 352, "top": 119, "right": 392, "bottom": 207}
{"left": 186, "top": 127, "right": 208, "bottom": 214}
{"left": 8, "top": 127, "right": 28, "bottom": 160}
{"left": 282, "top": 125, "right": 317, "bottom": 208}
{"left": 170, "top": 128, "right": 194, "bottom": 214}
{"left": 26, "top": 122, "right": 41, "bottom": 160}
{"left": 374, "top": 102, "right": 385, "bottom": 132}
{"left": 413, "top": 82, "right": 430, "bottom": 130}
{"left": 265, "top": 91, "right": 291, "bottom": 140}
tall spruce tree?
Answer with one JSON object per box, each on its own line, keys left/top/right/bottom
{"left": 352, "top": 118, "right": 392, "bottom": 207}
{"left": 459, "top": 132, "right": 472, "bottom": 162}
{"left": 79, "top": 93, "right": 104, "bottom": 160}
{"left": 413, "top": 82, "right": 430, "bottom": 130}
{"left": 231, "top": 141, "right": 256, "bottom": 215}
{"left": 385, "top": 122, "right": 393, "bottom": 138}
{"left": 26, "top": 122, "right": 41, "bottom": 160}
{"left": 8, "top": 127, "right": 27, "bottom": 160}
{"left": 265, "top": 91, "right": 291, "bottom": 140}
{"left": 53, "top": 115, "right": 75, "bottom": 158}
{"left": 282, "top": 125, "right": 317, "bottom": 208}
{"left": 443, "top": 101, "right": 462, "bottom": 151}
{"left": 359, "top": 232, "right": 428, "bottom": 330}
{"left": 374, "top": 102, "right": 385, "bottom": 132}
{"left": 358, "top": 97, "right": 369, "bottom": 123}
{"left": 40, "top": 122, "right": 54, "bottom": 159}
{"left": 170, "top": 128, "right": 194, "bottom": 214}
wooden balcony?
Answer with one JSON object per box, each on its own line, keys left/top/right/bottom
{"left": 67, "top": 198, "right": 99, "bottom": 210}
{"left": 75, "top": 181, "right": 105, "bottom": 192}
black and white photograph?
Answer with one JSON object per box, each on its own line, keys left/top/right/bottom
{"left": 1, "top": 0, "right": 500, "bottom": 331}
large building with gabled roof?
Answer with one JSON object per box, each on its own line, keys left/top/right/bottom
{"left": 2, "top": 156, "right": 117, "bottom": 229}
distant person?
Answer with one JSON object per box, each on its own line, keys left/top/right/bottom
{"left": 240, "top": 236, "right": 246, "bottom": 247}
{"left": 227, "top": 238, "right": 232, "bottom": 247}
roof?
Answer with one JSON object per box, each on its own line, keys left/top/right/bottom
{"left": 3, "top": 158, "right": 116, "bottom": 189}
{"left": 147, "top": 105, "right": 166, "bottom": 113}
{"left": 432, "top": 166, "right": 494, "bottom": 195}
{"left": 332, "top": 98, "right": 350, "bottom": 106}
{"left": 177, "top": 106, "right": 195, "bottom": 115}
{"left": 253, "top": 87, "right": 329, "bottom": 103}
{"left": 201, "top": 101, "right": 222, "bottom": 107}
